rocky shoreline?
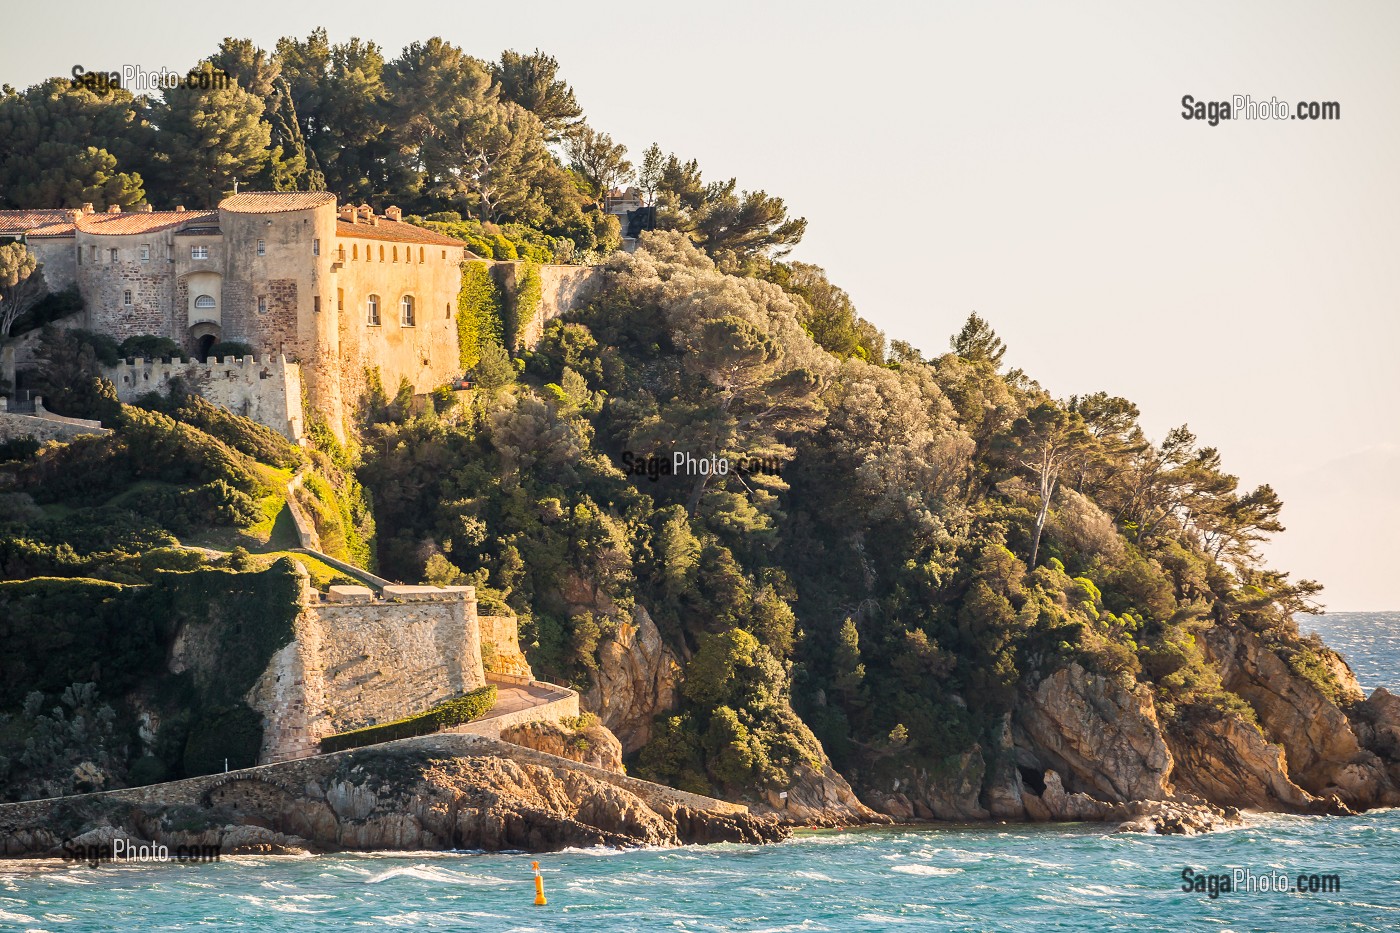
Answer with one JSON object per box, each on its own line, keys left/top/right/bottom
{"left": 0, "top": 733, "right": 786, "bottom": 858}
{"left": 6, "top": 616, "right": 1399, "bottom": 855}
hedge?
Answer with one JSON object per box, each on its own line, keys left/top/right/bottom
{"left": 319, "top": 685, "right": 498, "bottom": 753}
{"left": 457, "top": 261, "right": 506, "bottom": 371}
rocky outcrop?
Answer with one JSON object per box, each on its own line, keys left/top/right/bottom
{"left": 1357, "top": 688, "right": 1400, "bottom": 761}
{"left": 0, "top": 733, "right": 785, "bottom": 858}
{"left": 1164, "top": 709, "right": 1323, "bottom": 812}
{"left": 500, "top": 717, "right": 625, "bottom": 773}
{"left": 1011, "top": 664, "right": 1174, "bottom": 802}
{"left": 584, "top": 605, "right": 681, "bottom": 753}
{"left": 1204, "top": 627, "right": 1399, "bottom": 809}
{"left": 752, "top": 759, "right": 890, "bottom": 826}
{"left": 874, "top": 750, "right": 992, "bottom": 822}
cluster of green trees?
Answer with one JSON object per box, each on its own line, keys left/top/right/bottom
{"left": 0, "top": 562, "right": 302, "bottom": 799}
{"left": 348, "top": 230, "right": 1331, "bottom": 801}
{"left": 0, "top": 34, "right": 805, "bottom": 268}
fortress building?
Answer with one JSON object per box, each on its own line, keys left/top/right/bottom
{"left": 0, "top": 193, "right": 470, "bottom": 438}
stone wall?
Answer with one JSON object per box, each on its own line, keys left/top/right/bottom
{"left": 102, "top": 354, "right": 303, "bottom": 440}
{"left": 490, "top": 261, "right": 606, "bottom": 348}
{"left": 332, "top": 236, "right": 464, "bottom": 423}
{"left": 479, "top": 614, "right": 534, "bottom": 679}
{"left": 27, "top": 236, "right": 77, "bottom": 292}
{"left": 80, "top": 230, "right": 181, "bottom": 341}
{"left": 0, "top": 397, "right": 109, "bottom": 442}
{"left": 246, "top": 577, "right": 487, "bottom": 763}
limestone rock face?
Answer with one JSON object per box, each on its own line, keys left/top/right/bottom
{"left": 1012, "top": 663, "right": 1174, "bottom": 803}
{"left": 1164, "top": 710, "right": 1320, "bottom": 811}
{"left": 584, "top": 605, "right": 681, "bottom": 754}
{"left": 754, "top": 760, "right": 890, "bottom": 826}
{"left": 1204, "top": 627, "right": 1399, "bottom": 809}
{"left": 500, "top": 718, "right": 626, "bottom": 774}
{"left": 0, "top": 734, "right": 785, "bottom": 858}
{"left": 1359, "top": 688, "right": 1400, "bottom": 759}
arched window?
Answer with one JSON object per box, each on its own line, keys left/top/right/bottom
{"left": 419, "top": 247, "right": 425, "bottom": 263}
{"left": 392, "top": 246, "right": 398, "bottom": 262}
{"left": 401, "top": 295, "right": 415, "bottom": 327}
{"left": 351, "top": 243, "right": 358, "bottom": 260}
{"left": 367, "top": 294, "right": 380, "bottom": 326}
{"left": 379, "top": 245, "right": 385, "bottom": 262}
{"left": 194, "top": 295, "right": 216, "bottom": 309}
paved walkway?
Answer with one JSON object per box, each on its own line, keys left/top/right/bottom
{"left": 481, "top": 682, "right": 561, "bottom": 719}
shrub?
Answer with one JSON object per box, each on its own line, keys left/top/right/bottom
{"left": 118, "top": 334, "right": 182, "bottom": 359}
{"left": 161, "top": 392, "right": 303, "bottom": 470}
{"left": 319, "top": 685, "right": 497, "bottom": 753}
{"left": 206, "top": 341, "right": 255, "bottom": 360}
{"left": 181, "top": 703, "right": 264, "bottom": 776}
{"left": 0, "top": 437, "right": 41, "bottom": 463}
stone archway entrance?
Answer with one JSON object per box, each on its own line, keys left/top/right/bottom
{"left": 190, "top": 322, "right": 222, "bottom": 361}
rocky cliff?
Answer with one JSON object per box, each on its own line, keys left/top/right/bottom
{"left": 0, "top": 733, "right": 785, "bottom": 858}
{"left": 500, "top": 717, "right": 626, "bottom": 774}
{"left": 856, "top": 620, "right": 1400, "bottom": 833}
{"left": 584, "top": 605, "right": 681, "bottom": 754}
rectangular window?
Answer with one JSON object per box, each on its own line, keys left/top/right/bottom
{"left": 337, "top": 288, "right": 344, "bottom": 311}
{"left": 140, "top": 245, "right": 150, "bottom": 262}
{"left": 191, "top": 245, "right": 209, "bottom": 259}
{"left": 312, "top": 238, "right": 320, "bottom": 256}
{"left": 77, "top": 247, "right": 82, "bottom": 265}
{"left": 109, "top": 248, "right": 118, "bottom": 263}
{"left": 313, "top": 295, "right": 321, "bottom": 313}
{"left": 257, "top": 296, "right": 267, "bottom": 314}
{"left": 367, "top": 295, "right": 380, "bottom": 326}
{"left": 123, "top": 290, "right": 132, "bottom": 306}
{"left": 89, "top": 245, "right": 97, "bottom": 262}
{"left": 257, "top": 238, "right": 266, "bottom": 257}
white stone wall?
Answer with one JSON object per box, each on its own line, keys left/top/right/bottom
{"left": 247, "top": 579, "right": 488, "bottom": 763}
{"left": 102, "top": 354, "right": 303, "bottom": 440}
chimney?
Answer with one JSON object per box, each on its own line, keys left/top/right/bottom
{"left": 140, "top": 203, "right": 153, "bottom": 213}
{"left": 68, "top": 209, "right": 83, "bottom": 222}
{"left": 175, "top": 206, "right": 186, "bottom": 212}
{"left": 107, "top": 204, "right": 121, "bottom": 213}
{"left": 82, "top": 202, "right": 95, "bottom": 214}
{"left": 385, "top": 206, "right": 402, "bottom": 222}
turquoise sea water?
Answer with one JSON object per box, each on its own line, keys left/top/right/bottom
{"left": 2, "top": 612, "right": 1396, "bottom": 932}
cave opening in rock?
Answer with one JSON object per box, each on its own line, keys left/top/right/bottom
{"left": 1018, "top": 766, "right": 1047, "bottom": 796}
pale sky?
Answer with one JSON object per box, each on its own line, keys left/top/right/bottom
{"left": 6, "top": 1, "right": 1398, "bottom": 610}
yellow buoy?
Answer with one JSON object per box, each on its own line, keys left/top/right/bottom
{"left": 532, "top": 860, "right": 547, "bottom": 906}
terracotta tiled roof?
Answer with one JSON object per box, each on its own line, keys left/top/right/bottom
{"left": 335, "top": 219, "right": 469, "bottom": 249}
{"left": 74, "top": 211, "right": 216, "bottom": 235}
{"left": 220, "top": 191, "right": 337, "bottom": 213}
{"left": 0, "top": 209, "right": 78, "bottom": 236}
